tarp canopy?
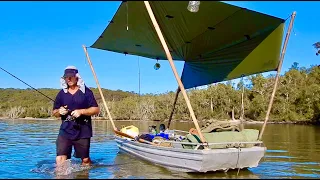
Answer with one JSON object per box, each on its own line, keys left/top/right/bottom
{"left": 91, "top": 1, "right": 285, "bottom": 89}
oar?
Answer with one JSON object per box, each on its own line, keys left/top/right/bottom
{"left": 82, "top": 45, "right": 155, "bottom": 145}
{"left": 82, "top": 45, "right": 117, "bottom": 131}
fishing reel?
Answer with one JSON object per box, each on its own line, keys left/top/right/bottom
{"left": 64, "top": 112, "right": 81, "bottom": 130}
{"left": 65, "top": 114, "right": 76, "bottom": 121}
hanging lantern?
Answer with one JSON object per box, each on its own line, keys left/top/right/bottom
{"left": 187, "top": 1, "right": 200, "bottom": 13}
{"left": 154, "top": 60, "right": 160, "bottom": 70}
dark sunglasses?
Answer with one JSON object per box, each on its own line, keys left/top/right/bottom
{"left": 63, "top": 76, "right": 76, "bottom": 80}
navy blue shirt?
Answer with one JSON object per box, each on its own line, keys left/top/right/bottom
{"left": 53, "top": 86, "right": 98, "bottom": 140}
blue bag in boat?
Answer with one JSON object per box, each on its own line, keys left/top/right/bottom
{"left": 155, "top": 132, "right": 169, "bottom": 140}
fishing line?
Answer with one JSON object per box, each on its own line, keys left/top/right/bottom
{"left": 126, "top": 1, "right": 129, "bottom": 31}
{"left": 0, "top": 66, "right": 55, "bottom": 102}
{"left": 138, "top": 56, "right": 141, "bottom": 98}
{"left": 137, "top": 56, "right": 142, "bottom": 123}
{"left": 284, "top": 13, "right": 291, "bottom": 22}
{"left": 284, "top": 13, "right": 297, "bottom": 36}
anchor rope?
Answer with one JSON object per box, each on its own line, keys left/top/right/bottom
{"left": 236, "top": 145, "right": 241, "bottom": 176}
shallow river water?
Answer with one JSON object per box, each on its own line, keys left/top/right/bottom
{"left": 0, "top": 119, "right": 319, "bottom": 179}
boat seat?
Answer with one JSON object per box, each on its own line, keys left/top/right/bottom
{"left": 182, "top": 129, "right": 259, "bottom": 149}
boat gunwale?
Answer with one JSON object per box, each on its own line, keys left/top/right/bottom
{"left": 116, "top": 138, "right": 204, "bottom": 161}
{"left": 114, "top": 135, "right": 263, "bottom": 145}
{"left": 115, "top": 136, "right": 265, "bottom": 154}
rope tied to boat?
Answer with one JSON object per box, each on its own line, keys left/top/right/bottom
{"left": 236, "top": 146, "right": 241, "bottom": 176}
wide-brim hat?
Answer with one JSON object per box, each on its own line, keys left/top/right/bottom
{"left": 63, "top": 66, "right": 78, "bottom": 78}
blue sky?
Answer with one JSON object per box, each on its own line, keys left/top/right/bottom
{"left": 0, "top": 1, "right": 319, "bottom": 94}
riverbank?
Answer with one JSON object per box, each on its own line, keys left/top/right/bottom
{"left": 0, "top": 116, "right": 318, "bottom": 125}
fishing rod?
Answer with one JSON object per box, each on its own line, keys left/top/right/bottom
{"left": 0, "top": 66, "right": 55, "bottom": 102}
{"left": 1, "top": 66, "right": 82, "bottom": 121}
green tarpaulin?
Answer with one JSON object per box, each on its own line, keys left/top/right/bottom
{"left": 183, "top": 129, "right": 260, "bottom": 149}
{"left": 91, "top": 1, "right": 285, "bottom": 89}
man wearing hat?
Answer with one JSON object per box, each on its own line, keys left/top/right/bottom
{"left": 52, "top": 66, "right": 100, "bottom": 166}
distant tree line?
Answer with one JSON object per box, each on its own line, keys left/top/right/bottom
{"left": 1, "top": 63, "right": 320, "bottom": 124}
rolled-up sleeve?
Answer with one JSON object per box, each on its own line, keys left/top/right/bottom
{"left": 53, "top": 91, "right": 62, "bottom": 110}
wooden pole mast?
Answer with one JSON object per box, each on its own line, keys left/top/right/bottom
{"left": 258, "top": 11, "right": 296, "bottom": 140}
{"left": 143, "top": 1, "right": 206, "bottom": 143}
{"left": 82, "top": 45, "right": 117, "bottom": 131}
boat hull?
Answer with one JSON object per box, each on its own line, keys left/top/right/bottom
{"left": 115, "top": 136, "right": 266, "bottom": 173}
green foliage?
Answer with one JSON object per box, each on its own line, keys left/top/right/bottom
{"left": 1, "top": 64, "right": 320, "bottom": 124}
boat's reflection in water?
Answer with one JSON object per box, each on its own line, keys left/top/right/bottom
{"left": 111, "top": 150, "right": 261, "bottom": 179}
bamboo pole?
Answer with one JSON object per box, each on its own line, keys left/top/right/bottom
{"left": 143, "top": 1, "right": 206, "bottom": 143}
{"left": 167, "top": 87, "right": 180, "bottom": 129}
{"left": 258, "top": 11, "right": 296, "bottom": 140}
{"left": 82, "top": 45, "right": 117, "bottom": 131}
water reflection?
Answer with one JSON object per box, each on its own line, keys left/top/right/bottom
{"left": 0, "top": 119, "right": 319, "bottom": 179}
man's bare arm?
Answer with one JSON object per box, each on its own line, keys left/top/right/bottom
{"left": 52, "top": 109, "right": 61, "bottom": 118}
{"left": 80, "top": 107, "right": 100, "bottom": 116}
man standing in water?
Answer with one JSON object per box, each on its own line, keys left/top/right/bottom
{"left": 52, "top": 66, "right": 100, "bottom": 166}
